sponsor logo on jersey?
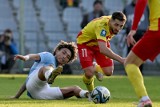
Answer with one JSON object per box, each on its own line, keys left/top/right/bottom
{"left": 100, "top": 30, "right": 107, "bottom": 37}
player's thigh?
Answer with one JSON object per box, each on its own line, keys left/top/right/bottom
{"left": 125, "top": 51, "right": 144, "bottom": 67}
{"left": 132, "top": 30, "right": 160, "bottom": 61}
{"left": 26, "top": 68, "right": 42, "bottom": 90}
{"left": 39, "top": 87, "right": 63, "bottom": 100}
{"left": 77, "top": 44, "right": 94, "bottom": 68}
{"left": 95, "top": 51, "right": 113, "bottom": 68}
{"left": 95, "top": 52, "right": 114, "bottom": 75}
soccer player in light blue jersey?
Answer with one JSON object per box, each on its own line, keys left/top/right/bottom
{"left": 11, "top": 41, "right": 88, "bottom": 100}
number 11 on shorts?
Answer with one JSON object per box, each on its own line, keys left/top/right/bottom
{"left": 81, "top": 48, "right": 87, "bottom": 57}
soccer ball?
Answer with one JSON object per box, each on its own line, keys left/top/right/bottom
{"left": 90, "top": 86, "right": 110, "bottom": 104}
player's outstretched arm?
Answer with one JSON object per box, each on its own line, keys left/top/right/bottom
{"left": 98, "top": 41, "right": 125, "bottom": 64}
{"left": 14, "top": 54, "right": 40, "bottom": 61}
{"left": 126, "top": 0, "right": 148, "bottom": 47}
{"left": 10, "top": 82, "right": 26, "bottom": 99}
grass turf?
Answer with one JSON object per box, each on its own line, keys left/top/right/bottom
{"left": 0, "top": 74, "right": 160, "bottom": 107}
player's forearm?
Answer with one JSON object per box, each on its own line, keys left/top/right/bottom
{"left": 132, "top": 0, "right": 148, "bottom": 30}
{"left": 14, "top": 82, "right": 26, "bottom": 98}
{"left": 100, "top": 47, "right": 124, "bottom": 64}
{"left": 25, "top": 54, "right": 40, "bottom": 61}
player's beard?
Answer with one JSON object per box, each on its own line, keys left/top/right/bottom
{"left": 113, "top": 30, "right": 119, "bottom": 34}
{"left": 110, "top": 28, "right": 118, "bottom": 35}
{"left": 109, "top": 25, "right": 119, "bottom": 35}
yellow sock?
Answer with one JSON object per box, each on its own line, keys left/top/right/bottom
{"left": 95, "top": 64, "right": 104, "bottom": 74}
{"left": 125, "top": 64, "right": 148, "bottom": 98}
{"left": 83, "top": 75, "right": 94, "bottom": 92}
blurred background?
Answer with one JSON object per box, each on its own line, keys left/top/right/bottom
{"left": 0, "top": 0, "right": 160, "bottom": 75}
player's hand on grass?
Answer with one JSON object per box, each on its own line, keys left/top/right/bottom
{"left": 10, "top": 96, "right": 19, "bottom": 99}
{"left": 126, "top": 30, "right": 136, "bottom": 47}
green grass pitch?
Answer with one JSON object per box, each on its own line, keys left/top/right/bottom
{"left": 0, "top": 74, "right": 160, "bottom": 107}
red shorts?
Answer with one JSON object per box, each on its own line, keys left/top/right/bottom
{"left": 132, "top": 30, "right": 160, "bottom": 61}
{"left": 77, "top": 44, "right": 113, "bottom": 69}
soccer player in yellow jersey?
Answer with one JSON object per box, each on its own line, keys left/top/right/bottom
{"left": 76, "top": 11, "right": 126, "bottom": 98}
{"left": 124, "top": 0, "right": 160, "bottom": 106}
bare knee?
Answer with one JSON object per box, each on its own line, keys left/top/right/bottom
{"left": 104, "top": 71, "right": 113, "bottom": 76}
{"left": 103, "top": 66, "right": 114, "bottom": 76}
{"left": 84, "top": 68, "right": 94, "bottom": 79}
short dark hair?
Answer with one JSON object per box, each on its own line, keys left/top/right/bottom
{"left": 3, "top": 29, "right": 13, "bottom": 38}
{"left": 93, "top": 0, "right": 102, "bottom": 6}
{"left": 4, "top": 29, "right": 12, "bottom": 34}
{"left": 111, "top": 11, "right": 126, "bottom": 22}
{"left": 53, "top": 41, "right": 78, "bottom": 63}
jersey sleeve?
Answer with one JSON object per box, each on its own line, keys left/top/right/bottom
{"left": 38, "top": 52, "right": 56, "bottom": 67}
{"left": 132, "top": 0, "right": 148, "bottom": 30}
{"left": 95, "top": 23, "right": 107, "bottom": 42}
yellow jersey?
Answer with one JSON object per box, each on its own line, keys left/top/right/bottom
{"left": 148, "top": 0, "right": 160, "bottom": 30}
{"left": 77, "top": 16, "right": 114, "bottom": 46}
{"left": 132, "top": 0, "right": 160, "bottom": 31}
